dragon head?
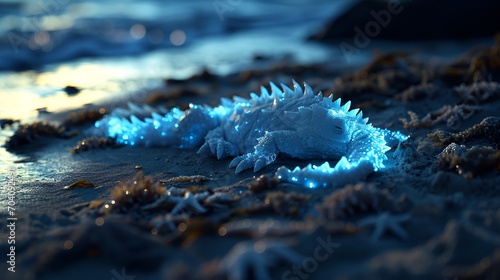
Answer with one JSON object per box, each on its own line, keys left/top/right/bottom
{"left": 296, "top": 104, "right": 351, "bottom": 151}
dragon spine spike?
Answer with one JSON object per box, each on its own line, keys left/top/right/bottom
{"left": 233, "top": 96, "right": 247, "bottom": 103}
{"left": 111, "top": 108, "right": 127, "bottom": 117}
{"left": 127, "top": 102, "right": 142, "bottom": 114}
{"left": 221, "top": 98, "right": 232, "bottom": 107}
{"left": 260, "top": 86, "right": 270, "bottom": 98}
{"left": 130, "top": 115, "right": 142, "bottom": 125}
{"left": 270, "top": 82, "right": 282, "bottom": 97}
{"left": 342, "top": 101, "right": 351, "bottom": 112}
{"left": 281, "top": 83, "right": 294, "bottom": 98}
{"left": 292, "top": 80, "right": 303, "bottom": 95}
{"left": 292, "top": 80, "right": 302, "bottom": 92}
{"left": 143, "top": 104, "right": 156, "bottom": 112}
{"left": 304, "top": 83, "right": 314, "bottom": 96}
{"left": 151, "top": 112, "right": 162, "bottom": 121}
{"left": 349, "top": 108, "right": 360, "bottom": 117}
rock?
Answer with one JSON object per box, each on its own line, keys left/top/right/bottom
{"left": 309, "top": 0, "right": 500, "bottom": 41}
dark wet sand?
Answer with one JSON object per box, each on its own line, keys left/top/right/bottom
{"left": 2, "top": 41, "right": 500, "bottom": 280}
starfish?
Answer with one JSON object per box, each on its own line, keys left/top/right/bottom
{"left": 142, "top": 190, "right": 209, "bottom": 214}
{"left": 204, "top": 192, "right": 239, "bottom": 209}
{"left": 170, "top": 191, "right": 209, "bottom": 214}
{"left": 151, "top": 213, "right": 190, "bottom": 232}
{"left": 357, "top": 212, "right": 411, "bottom": 241}
{"left": 219, "top": 240, "right": 304, "bottom": 280}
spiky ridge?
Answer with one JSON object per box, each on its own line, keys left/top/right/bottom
{"left": 94, "top": 81, "right": 370, "bottom": 148}
{"left": 275, "top": 126, "right": 407, "bottom": 188}
{"left": 276, "top": 159, "right": 377, "bottom": 188}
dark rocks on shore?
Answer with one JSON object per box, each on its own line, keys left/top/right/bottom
{"left": 309, "top": 0, "right": 500, "bottom": 42}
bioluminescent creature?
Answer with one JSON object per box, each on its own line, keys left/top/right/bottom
{"left": 94, "top": 81, "right": 407, "bottom": 188}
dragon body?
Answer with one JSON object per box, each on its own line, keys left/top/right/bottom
{"left": 94, "top": 81, "right": 407, "bottom": 188}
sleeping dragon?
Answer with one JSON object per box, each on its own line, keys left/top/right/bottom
{"left": 94, "top": 81, "right": 407, "bottom": 188}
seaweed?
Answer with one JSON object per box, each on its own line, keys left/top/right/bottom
{"left": 165, "top": 68, "right": 217, "bottom": 85}
{"left": 145, "top": 87, "right": 202, "bottom": 105}
{"left": 444, "top": 37, "right": 500, "bottom": 82}
{"left": 454, "top": 81, "right": 500, "bottom": 104}
{"left": 5, "top": 121, "right": 76, "bottom": 150}
{"left": 329, "top": 51, "right": 425, "bottom": 102}
{"left": 466, "top": 38, "right": 500, "bottom": 81}
{"left": 316, "top": 183, "right": 400, "bottom": 220}
{"left": 263, "top": 191, "right": 310, "bottom": 217}
{"left": 70, "top": 137, "right": 121, "bottom": 154}
{"left": 401, "top": 104, "right": 480, "bottom": 129}
{"left": 357, "top": 51, "right": 416, "bottom": 76}
{"left": 99, "top": 172, "right": 165, "bottom": 214}
{"left": 61, "top": 108, "right": 107, "bottom": 127}
{"left": 437, "top": 143, "right": 500, "bottom": 179}
{"left": 160, "top": 175, "right": 211, "bottom": 184}
{"left": 247, "top": 175, "right": 279, "bottom": 193}
{"left": 396, "top": 83, "right": 437, "bottom": 102}
{"left": 428, "top": 117, "right": 500, "bottom": 148}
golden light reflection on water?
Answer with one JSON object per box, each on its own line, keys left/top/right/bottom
{"left": 0, "top": 57, "right": 172, "bottom": 166}
{"left": 0, "top": 59, "right": 166, "bottom": 121}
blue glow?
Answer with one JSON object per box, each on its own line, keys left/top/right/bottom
{"left": 93, "top": 81, "right": 407, "bottom": 189}
{"left": 307, "top": 181, "right": 316, "bottom": 189}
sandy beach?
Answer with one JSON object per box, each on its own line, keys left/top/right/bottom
{"left": 1, "top": 1, "right": 500, "bottom": 279}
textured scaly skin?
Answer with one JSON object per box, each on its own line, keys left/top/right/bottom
{"left": 94, "top": 81, "right": 407, "bottom": 188}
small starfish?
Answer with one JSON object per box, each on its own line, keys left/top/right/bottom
{"left": 151, "top": 213, "right": 190, "bottom": 232}
{"left": 204, "top": 192, "right": 239, "bottom": 209}
{"left": 357, "top": 212, "right": 411, "bottom": 241}
{"left": 142, "top": 190, "right": 209, "bottom": 214}
{"left": 141, "top": 187, "right": 186, "bottom": 210}
{"left": 219, "top": 240, "right": 304, "bottom": 280}
{"left": 170, "top": 191, "right": 209, "bottom": 214}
